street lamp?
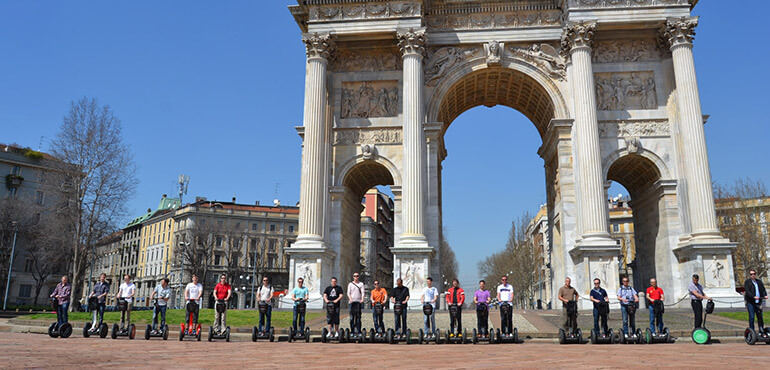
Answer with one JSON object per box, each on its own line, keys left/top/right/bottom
{"left": 178, "top": 239, "right": 191, "bottom": 307}
{"left": 3, "top": 221, "right": 19, "bottom": 311}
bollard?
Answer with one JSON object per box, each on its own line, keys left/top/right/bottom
{"left": 638, "top": 292, "right": 647, "bottom": 309}
{"left": 439, "top": 293, "right": 446, "bottom": 310}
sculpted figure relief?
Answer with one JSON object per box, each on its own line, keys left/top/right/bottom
{"left": 341, "top": 81, "right": 399, "bottom": 119}
{"left": 332, "top": 49, "right": 401, "bottom": 72}
{"left": 424, "top": 46, "right": 480, "bottom": 86}
{"left": 297, "top": 260, "right": 315, "bottom": 292}
{"left": 485, "top": 40, "right": 502, "bottom": 66}
{"left": 593, "top": 39, "right": 661, "bottom": 63}
{"left": 595, "top": 71, "right": 657, "bottom": 110}
{"left": 509, "top": 43, "right": 566, "bottom": 81}
{"left": 598, "top": 120, "right": 670, "bottom": 138}
{"left": 333, "top": 128, "right": 402, "bottom": 145}
{"left": 401, "top": 260, "right": 424, "bottom": 291}
{"left": 705, "top": 255, "right": 728, "bottom": 288}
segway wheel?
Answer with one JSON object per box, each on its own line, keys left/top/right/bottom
{"left": 488, "top": 329, "right": 495, "bottom": 344}
{"left": 576, "top": 328, "right": 582, "bottom": 343}
{"left": 513, "top": 327, "right": 519, "bottom": 343}
{"left": 208, "top": 326, "right": 213, "bottom": 341}
{"left": 369, "top": 328, "right": 375, "bottom": 343}
{"left": 129, "top": 324, "right": 136, "bottom": 340}
{"left": 48, "top": 323, "right": 57, "bottom": 338}
{"left": 435, "top": 329, "right": 442, "bottom": 344}
{"left": 305, "top": 327, "right": 311, "bottom": 343}
{"left": 321, "top": 327, "right": 328, "bottom": 343}
{"left": 83, "top": 322, "right": 91, "bottom": 338}
{"left": 60, "top": 323, "right": 72, "bottom": 338}
{"left": 590, "top": 329, "right": 596, "bottom": 344}
{"left": 287, "top": 327, "right": 294, "bottom": 343}
{"left": 361, "top": 328, "right": 367, "bottom": 344}
{"left": 635, "top": 329, "right": 643, "bottom": 344}
{"left": 100, "top": 323, "right": 109, "bottom": 338}
{"left": 462, "top": 329, "right": 468, "bottom": 344}
{"left": 252, "top": 326, "right": 258, "bottom": 342}
{"left": 496, "top": 328, "right": 501, "bottom": 344}
{"left": 225, "top": 327, "right": 230, "bottom": 342}
{"left": 345, "top": 328, "right": 350, "bottom": 343}
{"left": 745, "top": 328, "right": 757, "bottom": 345}
{"left": 472, "top": 329, "right": 478, "bottom": 344}
{"left": 692, "top": 327, "right": 710, "bottom": 345}
{"left": 269, "top": 327, "right": 275, "bottom": 342}
{"left": 558, "top": 328, "right": 565, "bottom": 344}
{"left": 196, "top": 325, "right": 201, "bottom": 341}
{"left": 418, "top": 329, "right": 424, "bottom": 344}
{"left": 387, "top": 329, "right": 394, "bottom": 344}
{"left": 112, "top": 323, "right": 119, "bottom": 339}
{"left": 619, "top": 329, "right": 626, "bottom": 344}
{"left": 145, "top": 324, "right": 152, "bottom": 340}
{"left": 645, "top": 328, "right": 652, "bottom": 344}
{"left": 608, "top": 328, "right": 615, "bottom": 343}
{"left": 663, "top": 327, "right": 671, "bottom": 343}
{"left": 179, "top": 327, "right": 184, "bottom": 341}
{"left": 162, "top": 325, "right": 168, "bottom": 340}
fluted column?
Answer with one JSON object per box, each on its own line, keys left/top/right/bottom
{"left": 662, "top": 16, "right": 720, "bottom": 238}
{"left": 296, "top": 33, "right": 334, "bottom": 246}
{"left": 561, "top": 22, "right": 612, "bottom": 243}
{"left": 397, "top": 28, "right": 428, "bottom": 246}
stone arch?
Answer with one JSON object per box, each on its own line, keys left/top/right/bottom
{"left": 603, "top": 149, "right": 670, "bottom": 196}
{"left": 336, "top": 154, "right": 401, "bottom": 197}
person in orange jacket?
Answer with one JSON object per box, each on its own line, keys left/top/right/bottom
{"left": 446, "top": 278, "right": 465, "bottom": 337}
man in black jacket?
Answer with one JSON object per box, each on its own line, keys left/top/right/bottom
{"left": 744, "top": 269, "right": 768, "bottom": 331}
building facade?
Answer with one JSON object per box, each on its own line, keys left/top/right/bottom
{"left": 134, "top": 195, "right": 180, "bottom": 307}
{"left": 527, "top": 205, "right": 551, "bottom": 309}
{"left": 360, "top": 188, "right": 395, "bottom": 289}
{"left": 716, "top": 196, "right": 770, "bottom": 285}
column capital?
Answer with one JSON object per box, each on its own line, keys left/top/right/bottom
{"left": 660, "top": 16, "right": 698, "bottom": 49}
{"left": 397, "top": 28, "right": 427, "bottom": 59}
{"left": 302, "top": 32, "right": 335, "bottom": 61}
{"left": 560, "top": 21, "right": 596, "bottom": 57}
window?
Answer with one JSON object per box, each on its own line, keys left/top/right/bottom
{"left": 35, "top": 191, "right": 44, "bottom": 205}
{"left": 214, "top": 254, "right": 221, "bottom": 265}
{"left": 233, "top": 239, "right": 240, "bottom": 249}
{"left": 269, "top": 224, "right": 276, "bottom": 232}
{"left": 216, "top": 236, "right": 222, "bottom": 247}
{"left": 11, "top": 165, "right": 20, "bottom": 175}
{"left": 268, "top": 239, "right": 276, "bottom": 252}
{"left": 23, "top": 259, "right": 34, "bottom": 273}
{"left": 19, "top": 285, "right": 32, "bottom": 298}
{"left": 288, "top": 225, "right": 295, "bottom": 233}
{"left": 252, "top": 223, "right": 258, "bottom": 231}
{"left": 9, "top": 187, "right": 16, "bottom": 197}
{"left": 612, "top": 224, "right": 620, "bottom": 232}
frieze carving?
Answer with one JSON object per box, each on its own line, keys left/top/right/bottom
{"left": 568, "top": 0, "right": 689, "bottom": 8}
{"left": 595, "top": 71, "right": 657, "bottom": 110}
{"left": 592, "top": 39, "right": 662, "bottom": 63}
{"left": 332, "top": 48, "right": 401, "bottom": 72}
{"left": 309, "top": 2, "right": 421, "bottom": 21}
{"left": 509, "top": 43, "right": 566, "bottom": 81}
{"left": 424, "top": 46, "right": 480, "bottom": 86}
{"left": 426, "top": 10, "right": 561, "bottom": 31}
{"left": 598, "top": 120, "right": 670, "bottom": 138}
{"left": 333, "top": 128, "right": 403, "bottom": 145}
{"left": 341, "top": 81, "right": 399, "bottom": 119}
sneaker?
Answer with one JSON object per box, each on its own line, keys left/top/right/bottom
{"left": 326, "top": 332, "right": 333, "bottom": 338}
{"left": 449, "top": 333, "right": 454, "bottom": 338}
{"left": 458, "top": 333, "right": 462, "bottom": 337}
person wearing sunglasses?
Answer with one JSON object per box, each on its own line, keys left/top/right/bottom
{"left": 347, "top": 272, "right": 365, "bottom": 336}
{"left": 257, "top": 276, "right": 275, "bottom": 334}
{"left": 370, "top": 280, "right": 388, "bottom": 336}
{"left": 743, "top": 269, "right": 768, "bottom": 332}
{"left": 496, "top": 275, "right": 515, "bottom": 337}
{"left": 589, "top": 278, "right": 609, "bottom": 337}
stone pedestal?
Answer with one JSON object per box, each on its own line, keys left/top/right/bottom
{"left": 391, "top": 247, "right": 434, "bottom": 309}
{"left": 282, "top": 248, "right": 337, "bottom": 309}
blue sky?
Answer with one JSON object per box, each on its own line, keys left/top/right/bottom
{"left": 2, "top": 2, "right": 768, "bottom": 287}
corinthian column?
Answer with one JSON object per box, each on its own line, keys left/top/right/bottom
{"left": 295, "top": 32, "right": 334, "bottom": 247}
{"left": 662, "top": 17, "right": 720, "bottom": 238}
{"left": 397, "top": 28, "right": 428, "bottom": 247}
{"left": 561, "top": 22, "right": 613, "bottom": 245}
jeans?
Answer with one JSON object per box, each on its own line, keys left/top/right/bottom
{"left": 477, "top": 308, "right": 489, "bottom": 335}
{"left": 501, "top": 306, "right": 513, "bottom": 334}
{"left": 292, "top": 306, "right": 305, "bottom": 332}
{"left": 450, "top": 306, "right": 463, "bottom": 334}
{"left": 56, "top": 302, "right": 69, "bottom": 326}
{"left": 349, "top": 302, "right": 362, "bottom": 334}
{"left": 747, "top": 302, "right": 764, "bottom": 331}
{"left": 394, "top": 309, "right": 408, "bottom": 335}
{"left": 373, "top": 309, "right": 384, "bottom": 333}
{"left": 649, "top": 305, "right": 663, "bottom": 333}
{"left": 153, "top": 305, "right": 167, "bottom": 330}
{"left": 593, "top": 307, "right": 608, "bottom": 334}
{"left": 620, "top": 305, "right": 636, "bottom": 333}
{"left": 97, "top": 303, "right": 106, "bottom": 326}
{"left": 423, "top": 308, "right": 436, "bottom": 333}
{"left": 259, "top": 304, "right": 273, "bottom": 332}
{"left": 214, "top": 308, "right": 227, "bottom": 333}
{"left": 692, "top": 300, "right": 703, "bottom": 328}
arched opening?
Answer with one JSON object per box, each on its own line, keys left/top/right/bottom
{"left": 340, "top": 161, "right": 396, "bottom": 289}
{"left": 606, "top": 154, "right": 663, "bottom": 290}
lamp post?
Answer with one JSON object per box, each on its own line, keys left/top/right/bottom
{"left": 251, "top": 247, "right": 258, "bottom": 309}
{"left": 3, "top": 221, "right": 19, "bottom": 311}
{"left": 178, "top": 238, "right": 190, "bottom": 307}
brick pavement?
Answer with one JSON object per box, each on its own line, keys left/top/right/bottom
{"left": 1, "top": 332, "right": 768, "bottom": 369}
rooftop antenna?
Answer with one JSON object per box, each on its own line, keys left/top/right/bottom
{"left": 273, "top": 182, "right": 280, "bottom": 205}
{"left": 38, "top": 136, "right": 46, "bottom": 151}
{"left": 178, "top": 174, "right": 190, "bottom": 204}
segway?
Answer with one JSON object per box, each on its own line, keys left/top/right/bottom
{"left": 208, "top": 299, "right": 231, "bottom": 342}
{"left": 387, "top": 303, "right": 411, "bottom": 344}
{"left": 644, "top": 300, "right": 670, "bottom": 344}
{"left": 111, "top": 298, "right": 135, "bottom": 339}
{"left": 618, "top": 303, "right": 642, "bottom": 344}
{"left": 369, "top": 303, "right": 390, "bottom": 343}
{"left": 83, "top": 296, "right": 108, "bottom": 338}
{"left": 590, "top": 301, "right": 614, "bottom": 344}
{"left": 744, "top": 300, "right": 770, "bottom": 345}
{"left": 418, "top": 303, "right": 440, "bottom": 344}
{"left": 344, "top": 302, "right": 367, "bottom": 343}
{"left": 179, "top": 299, "right": 201, "bottom": 341}
{"left": 496, "top": 302, "right": 518, "bottom": 344}
{"left": 251, "top": 301, "right": 275, "bottom": 342}
{"left": 558, "top": 301, "right": 582, "bottom": 344}
{"left": 287, "top": 300, "right": 311, "bottom": 343}
{"left": 47, "top": 297, "right": 73, "bottom": 339}
{"left": 145, "top": 299, "right": 169, "bottom": 340}
{"left": 472, "top": 303, "right": 495, "bottom": 344}
{"left": 445, "top": 304, "right": 468, "bottom": 344}
{"left": 691, "top": 300, "right": 714, "bottom": 345}
{"left": 320, "top": 302, "right": 345, "bottom": 343}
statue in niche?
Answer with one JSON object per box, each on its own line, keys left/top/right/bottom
{"left": 593, "top": 257, "right": 610, "bottom": 284}
{"left": 705, "top": 255, "right": 727, "bottom": 288}
{"left": 402, "top": 260, "right": 424, "bottom": 290}
{"left": 485, "top": 40, "right": 502, "bottom": 66}
{"left": 297, "top": 260, "right": 315, "bottom": 292}
{"left": 625, "top": 136, "right": 641, "bottom": 153}
{"left": 642, "top": 77, "right": 657, "bottom": 109}
{"left": 361, "top": 143, "right": 374, "bottom": 160}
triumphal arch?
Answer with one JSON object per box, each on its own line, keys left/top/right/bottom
{"left": 285, "top": 0, "right": 737, "bottom": 308}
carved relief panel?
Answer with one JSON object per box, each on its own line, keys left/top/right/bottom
{"left": 332, "top": 48, "right": 402, "bottom": 72}
{"left": 592, "top": 39, "right": 662, "bottom": 63}
{"left": 333, "top": 128, "right": 402, "bottom": 145}
{"left": 340, "top": 81, "right": 399, "bottom": 119}
{"left": 595, "top": 71, "right": 657, "bottom": 110}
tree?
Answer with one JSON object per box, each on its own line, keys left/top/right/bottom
{"left": 714, "top": 178, "right": 769, "bottom": 281}
{"left": 439, "top": 228, "right": 459, "bottom": 288}
{"left": 0, "top": 197, "right": 39, "bottom": 302}
{"left": 49, "top": 97, "right": 138, "bottom": 311}
{"left": 26, "top": 213, "right": 70, "bottom": 305}
{"left": 176, "top": 218, "right": 216, "bottom": 294}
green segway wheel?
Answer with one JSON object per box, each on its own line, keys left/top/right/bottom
{"left": 692, "top": 328, "right": 711, "bottom": 345}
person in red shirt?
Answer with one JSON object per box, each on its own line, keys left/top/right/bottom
{"left": 646, "top": 278, "right": 665, "bottom": 334}
{"left": 446, "top": 278, "right": 465, "bottom": 337}
{"left": 213, "top": 274, "right": 232, "bottom": 334}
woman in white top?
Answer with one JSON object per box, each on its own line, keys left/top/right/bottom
{"left": 184, "top": 274, "right": 203, "bottom": 324}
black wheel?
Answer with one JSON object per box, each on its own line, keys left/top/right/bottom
{"left": 619, "top": 329, "right": 626, "bottom": 344}
{"left": 305, "top": 327, "right": 311, "bottom": 343}
{"left": 269, "top": 327, "right": 275, "bottom": 342}
{"left": 445, "top": 329, "right": 450, "bottom": 344}
{"left": 111, "top": 323, "right": 119, "bottom": 339}
{"left": 162, "top": 325, "right": 168, "bottom": 340}
{"left": 208, "top": 326, "right": 213, "bottom": 341}
{"left": 387, "top": 329, "right": 394, "bottom": 344}
{"left": 745, "top": 328, "right": 757, "bottom": 345}
{"left": 636, "top": 329, "right": 643, "bottom": 344}
{"left": 345, "top": 328, "right": 350, "bottom": 343}
{"left": 369, "top": 328, "right": 375, "bottom": 343}
{"left": 252, "top": 326, "right": 258, "bottom": 342}
{"left": 60, "top": 323, "right": 72, "bottom": 338}
{"left": 576, "top": 328, "right": 583, "bottom": 343}
{"left": 48, "top": 323, "right": 57, "bottom": 338}
{"left": 590, "top": 329, "right": 596, "bottom": 344}
{"left": 513, "top": 327, "right": 518, "bottom": 343}
{"left": 179, "top": 327, "right": 184, "bottom": 341}
{"left": 558, "top": 328, "right": 565, "bottom": 344}
{"left": 100, "top": 323, "right": 108, "bottom": 338}
{"left": 472, "top": 329, "right": 478, "bottom": 344}
{"left": 83, "top": 322, "right": 91, "bottom": 338}
{"left": 663, "top": 327, "right": 671, "bottom": 343}
{"left": 321, "top": 327, "right": 328, "bottom": 343}
{"left": 361, "top": 328, "right": 367, "bottom": 344}
{"left": 406, "top": 328, "right": 412, "bottom": 344}
{"left": 225, "top": 327, "right": 231, "bottom": 342}
{"left": 129, "top": 324, "right": 136, "bottom": 340}
{"left": 463, "top": 329, "right": 468, "bottom": 344}
{"left": 145, "top": 324, "right": 151, "bottom": 340}
{"left": 496, "top": 328, "right": 501, "bottom": 344}
{"left": 435, "top": 329, "right": 442, "bottom": 344}
{"left": 418, "top": 329, "right": 424, "bottom": 344}
{"left": 287, "top": 327, "right": 294, "bottom": 343}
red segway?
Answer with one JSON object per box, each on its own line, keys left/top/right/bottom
{"left": 179, "top": 299, "right": 201, "bottom": 341}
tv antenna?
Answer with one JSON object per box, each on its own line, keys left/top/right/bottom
{"left": 178, "top": 174, "right": 190, "bottom": 204}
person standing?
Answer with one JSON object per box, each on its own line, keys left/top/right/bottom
{"left": 474, "top": 280, "right": 491, "bottom": 338}
{"left": 743, "top": 269, "right": 768, "bottom": 332}
{"left": 184, "top": 274, "right": 203, "bottom": 325}
{"left": 446, "top": 278, "right": 465, "bottom": 337}
{"left": 617, "top": 277, "right": 639, "bottom": 334}
{"left": 420, "top": 277, "right": 438, "bottom": 336}
{"left": 590, "top": 278, "right": 609, "bottom": 336}
{"left": 91, "top": 273, "right": 110, "bottom": 326}
{"left": 150, "top": 278, "right": 170, "bottom": 332}
{"left": 291, "top": 278, "right": 309, "bottom": 333}
{"left": 257, "top": 277, "right": 274, "bottom": 334}
{"left": 116, "top": 274, "right": 136, "bottom": 326}
{"left": 370, "top": 280, "right": 388, "bottom": 335}
{"left": 688, "top": 274, "right": 711, "bottom": 328}
{"left": 646, "top": 278, "right": 665, "bottom": 334}
{"left": 323, "top": 277, "right": 344, "bottom": 338}
{"left": 391, "top": 278, "right": 410, "bottom": 338}
{"left": 496, "top": 276, "right": 515, "bottom": 336}
{"left": 50, "top": 276, "right": 71, "bottom": 327}
{"left": 213, "top": 274, "right": 232, "bottom": 334}
{"left": 347, "top": 272, "right": 365, "bottom": 335}
{"left": 558, "top": 277, "right": 579, "bottom": 333}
